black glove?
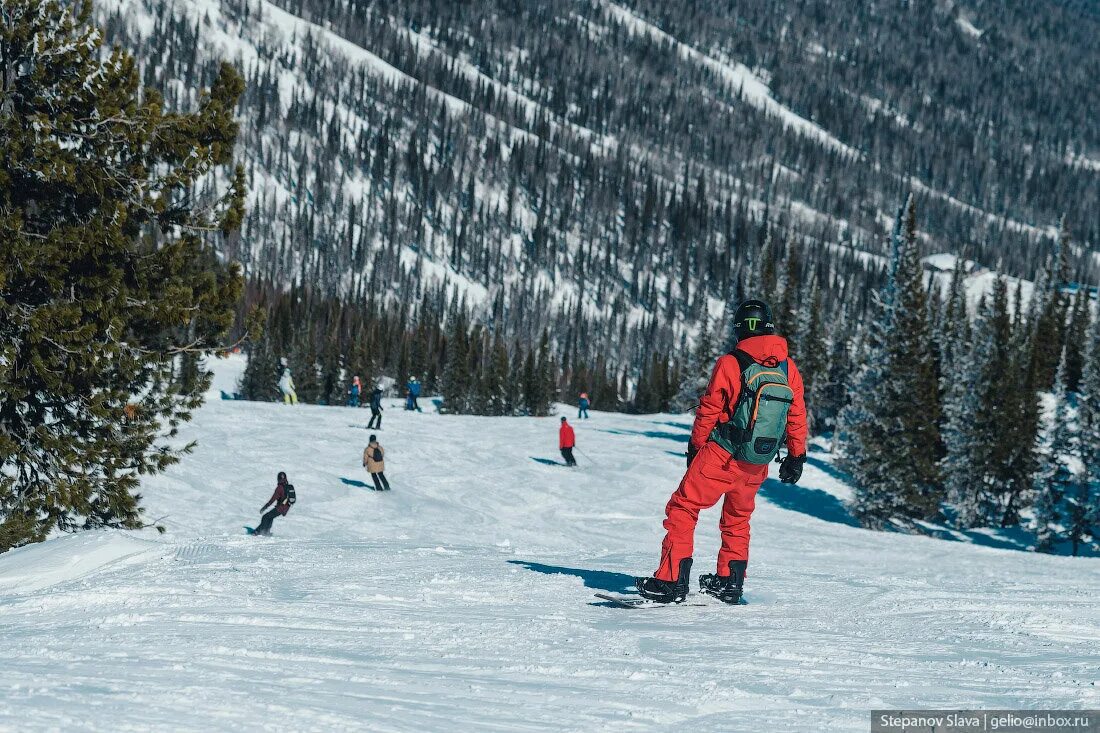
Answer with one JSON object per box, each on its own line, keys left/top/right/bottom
{"left": 686, "top": 444, "right": 698, "bottom": 468}
{"left": 779, "top": 454, "right": 806, "bottom": 484}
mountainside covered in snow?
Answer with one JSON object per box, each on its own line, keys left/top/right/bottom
{"left": 1, "top": 356, "right": 1098, "bottom": 730}
{"left": 93, "top": 0, "right": 1099, "bottom": 363}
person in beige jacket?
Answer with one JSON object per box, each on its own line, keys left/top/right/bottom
{"left": 363, "top": 434, "right": 391, "bottom": 491}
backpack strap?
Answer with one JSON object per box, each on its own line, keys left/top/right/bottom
{"left": 716, "top": 350, "right": 759, "bottom": 445}
{"left": 731, "top": 348, "right": 758, "bottom": 373}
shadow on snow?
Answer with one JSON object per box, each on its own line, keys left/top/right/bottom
{"left": 339, "top": 477, "right": 372, "bottom": 488}
{"left": 530, "top": 457, "right": 564, "bottom": 467}
{"left": 599, "top": 428, "right": 690, "bottom": 444}
{"left": 758, "top": 478, "right": 859, "bottom": 527}
{"left": 649, "top": 420, "right": 692, "bottom": 431}
{"left": 507, "top": 560, "right": 636, "bottom": 594}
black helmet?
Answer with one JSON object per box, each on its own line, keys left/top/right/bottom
{"left": 277, "top": 471, "right": 287, "bottom": 483}
{"left": 733, "top": 299, "right": 775, "bottom": 340}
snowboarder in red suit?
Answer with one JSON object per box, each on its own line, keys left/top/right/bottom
{"left": 255, "top": 472, "right": 294, "bottom": 536}
{"left": 559, "top": 417, "right": 577, "bottom": 466}
{"left": 636, "top": 300, "right": 808, "bottom": 604}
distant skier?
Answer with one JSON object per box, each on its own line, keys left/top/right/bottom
{"left": 348, "top": 375, "right": 362, "bottom": 407}
{"left": 405, "top": 376, "right": 422, "bottom": 411}
{"left": 278, "top": 364, "right": 298, "bottom": 405}
{"left": 363, "top": 435, "right": 391, "bottom": 491}
{"left": 635, "top": 300, "right": 807, "bottom": 604}
{"left": 367, "top": 384, "right": 383, "bottom": 429}
{"left": 254, "top": 471, "right": 296, "bottom": 535}
{"left": 559, "top": 416, "right": 577, "bottom": 467}
{"left": 578, "top": 392, "right": 590, "bottom": 419}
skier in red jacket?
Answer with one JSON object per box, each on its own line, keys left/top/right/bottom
{"left": 254, "top": 472, "right": 295, "bottom": 536}
{"left": 636, "top": 300, "right": 808, "bottom": 604}
{"left": 559, "top": 417, "right": 577, "bottom": 467}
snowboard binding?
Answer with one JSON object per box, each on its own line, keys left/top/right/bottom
{"left": 698, "top": 560, "right": 747, "bottom": 605}
{"left": 635, "top": 558, "right": 692, "bottom": 603}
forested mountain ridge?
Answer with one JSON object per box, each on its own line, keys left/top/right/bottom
{"left": 95, "top": 0, "right": 1097, "bottom": 365}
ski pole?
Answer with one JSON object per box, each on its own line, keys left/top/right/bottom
{"left": 576, "top": 447, "right": 596, "bottom": 465}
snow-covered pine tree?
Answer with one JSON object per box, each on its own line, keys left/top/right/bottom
{"left": 818, "top": 316, "right": 854, "bottom": 435}
{"left": 289, "top": 341, "right": 322, "bottom": 404}
{"left": 1033, "top": 350, "right": 1080, "bottom": 552}
{"left": 796, "top": 279, "right": 829, "bottom": 434}
{"left": 1028, "top": 219, "right": 1072, "bottom": 391}
{"left": 520, "top": 330, "right": 556, "bottom": 416}
{"left": 1063, "top": 288, "right": 1091, "bottom": 392}
{"left": 442, "top": 310, "right": 472, "bottom": 413}
{"left": 240, "top": 335, "right": 281, "bottom": 401}
{"left": 840, "top": 196, "right": 943, "bottom": 528}
{"left": 944, "top": 277, "right": 1040, "bottom": 528}
{"left": 1068, "top": 311, "right": 1100, "bottom": 554}
{"left": 756, "top": 227, "right": 780, "bottom": 308}
{"left": 727, "top": 227, "right": 780, "bottom": 348}
{"left": 777, "top": 240, "right": 801, "bottom": 350}
{"left": 938, "top": 256, "right": 971, "bottom": 377}
{"left": 482, "top": 332, "right": 511, "bottom": 416}
{"left": 0, "top": 1, "right": 245, "bottom": 551}
{"left": 672, "top": 316, "right": 715, "bottom": 413}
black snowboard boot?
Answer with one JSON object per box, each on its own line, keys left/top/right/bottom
{"left": 635, "top": 558, "right": 692, "bottom": 603}
{"left": 699, "top": 560, "right": 747, "bottom": 605}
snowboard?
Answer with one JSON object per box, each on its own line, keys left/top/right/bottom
{"left": 593, "top": 593, "right": 707, "bottom": 609}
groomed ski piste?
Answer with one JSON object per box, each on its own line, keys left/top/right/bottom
{"left": 2, "top": 356, "right": 1098, "bottom": 731}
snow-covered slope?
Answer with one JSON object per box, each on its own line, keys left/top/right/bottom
{"left": 2, "top": 357, "right": 1098, "bottom": 731}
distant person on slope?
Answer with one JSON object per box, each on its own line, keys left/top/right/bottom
{"left": 578, "top": 393, "right": 590, "bottom": 419}
{"left": 255, "top": 472, "right": 296, "bottom": 535}
{"left": 559, "top": 417, "right": 578, "bottom": 467}
{"left": 635, "top": 299, "right": 807, "bottom": 605}
{"left": 348, "top": 375, "right": 362, "bottom": 407}
{"left": 367, "top": 384, "right": 384, "bottom": 429}
{"left": 363, "top": 435, "right": 391, "bottom": 491}
{"left": 278, "top": 365, "right": 298, "bottom": 405}
{"left": 406, "top": 376, "right": 422, "bottom": 412}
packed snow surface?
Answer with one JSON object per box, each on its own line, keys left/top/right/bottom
{"left": 2, "top": 356, "right": 1098, "bottom": 731}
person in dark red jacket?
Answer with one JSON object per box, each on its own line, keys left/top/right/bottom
{"left": 255, "top": 472, "right": 294, "bottom": 536}
{"left": 636, "top": 300, "right": 808, "bottom": 604}
{"left": 559, "top": 417, "right": 577, "bottom": 467}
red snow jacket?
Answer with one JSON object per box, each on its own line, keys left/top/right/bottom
{"left": 263, "top": 482, "right": 292, "bottom": 516}
{"left": 690, "top": 334, "right": 808, "bottom": 458}
{"left": 559, "top": 423, "right": 575, "bottom": 449}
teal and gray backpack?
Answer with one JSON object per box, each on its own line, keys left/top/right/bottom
{"left": 709, "top": 350, "right": 795, "bottom": 464}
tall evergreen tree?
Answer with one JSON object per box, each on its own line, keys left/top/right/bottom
{"left": 840, "top": 197, "right": 943, "bottom": 528}
{"left": 796, "top": 280, "right": 829, "bottom": 434}
{"left": 1063, "top": 289, "right": 1091, "bottom": 392}
{"left": 240, "top": 334, "right": 280, "bottom": 401}
{"left": 1033, "top": 350, "right": 1081, "bottom": 553}
{"left": 1079, "top": 313, "right": 1100, "bottom": 491}
{"left": 482, "top": 332, "right": 511, "bottom": 416}
{"left": 1028, "top": 220, "right": 1072, "bottom": 391}
{"left": 942, "top": 276, "right": 1039, "bottom": 528}
{"left": 1069, "top": 313, "right": 1100, "bottom": 554}
{"left": 441, "top": 310, "right": 472, "bottom": 413}
{"left": 672, "top": 317, "right": 715, "bottom": 412}
{"left": 0, "top": 1, "right": 245, "bottom": 552}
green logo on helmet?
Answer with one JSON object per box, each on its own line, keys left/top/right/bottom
{"left": 745, "top": 317, "right": 760, "bottom": 331}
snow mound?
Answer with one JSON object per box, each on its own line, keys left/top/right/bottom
{"left": 0, "top": 531, "right": 161, "bottom": 594}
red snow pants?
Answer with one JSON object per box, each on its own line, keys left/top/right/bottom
{"left": 654, "top": 441, "right": 768, "bottom": 581}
